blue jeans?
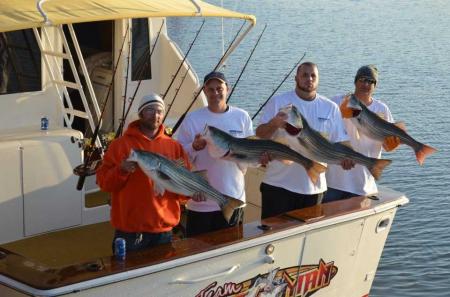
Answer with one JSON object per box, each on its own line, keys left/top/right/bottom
{"left": 113, "top": 230, "right": 172, "bottom": 253}
{"left": 322, "top": 187, "right": 357, "bottom": 203}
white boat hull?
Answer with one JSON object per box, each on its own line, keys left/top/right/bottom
{"left": 0, "top": 189, "right": 407, "bottom": 297}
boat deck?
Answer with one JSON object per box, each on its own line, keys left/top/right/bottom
{"left": 0, "top": 190, "right": 407, "bottom": 291}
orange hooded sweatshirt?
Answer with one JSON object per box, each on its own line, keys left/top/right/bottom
{"left": 96, "top": 120, "right": 190, "bottom": 233}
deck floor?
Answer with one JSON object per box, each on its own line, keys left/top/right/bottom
{"left": 0, "top": 222, "right": 114, "bottom": 267}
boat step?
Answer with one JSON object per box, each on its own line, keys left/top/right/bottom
{"left": 42, "top": 50, "right": 70, "bottom": 59}
{"left": 64, "top": 108, "right": 89, "bottom": 119}
{"left": 53, "top": 80, "right": 81, "bottom": 89}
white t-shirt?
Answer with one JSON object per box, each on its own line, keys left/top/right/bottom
{"left": 259, "top": 90, "right": 348, "bottom": 194}
{"left": 326, "top": 94, "right": 394, "bottom": 195}
{"left": 175, "top": 106, "right": 254, "bottom": 212}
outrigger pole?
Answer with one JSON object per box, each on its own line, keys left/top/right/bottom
{"left": 251, "top": 52, "right": 306, "bottom": 120}
{"left": 226, "top": 24, "right": 267, "bottom": 104}
{"left": 170, "top": 20, "right": 248, "bottom": 135}
{"left": 75, "top": 23, "right": 130, "bottom": 190}
{"left": 115, "top": 19, "right": 165, "bottom": 138}
{"left": 161, "top": 19, "right": 205, "bottom": 100}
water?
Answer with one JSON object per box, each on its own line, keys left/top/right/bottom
{"left": 168, "top": 1, "right": 450, "bottom": 296}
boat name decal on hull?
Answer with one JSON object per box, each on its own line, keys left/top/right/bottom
{"left": 195, "top": 259, "right": 338, "bottom": 297}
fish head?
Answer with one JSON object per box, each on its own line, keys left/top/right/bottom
{"left": 128, "top": 149, "right": 160, "bottom": 171}
{"left": 346, "top": 94, "right": 363, "bottom": 117}
{"left": 202, "top": 125, "right": 230, "bottom": 159}
{"left": 279, "top": 104, "right": 303, "bottom": 136}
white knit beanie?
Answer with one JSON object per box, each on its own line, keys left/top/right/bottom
{"left": 138, "top": 93, "right": 165, "bottom": 114}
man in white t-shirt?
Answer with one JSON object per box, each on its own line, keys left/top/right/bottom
{"left": 175, "top": 71, "right": 254, "bottom": 236}
{"left": 256, "top": 62, "right": 354, "bottom": 219}
{"left": 324, "top": 65, "right": 400, "bottom": 202}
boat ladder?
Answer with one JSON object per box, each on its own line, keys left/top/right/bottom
{"left": 32, "top": 25, "right": 102, "bottom": 148}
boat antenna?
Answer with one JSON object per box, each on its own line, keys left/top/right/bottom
{"left": 75, "top": 22, "right": 130, "bottom": 190}
{"left": 161, "top": 19, "right": 205, "bottom": 100}
{"left": 115, "top": 19, "right": 165, "bottom": 138}
{"left": 251, "top": 52, "right": 306, "bottom": 120}
{"left": 214, "top": 20, "right": 246, "bottom": 72}
{"left": 170, "top": 21, "right": 247, "bottom": 135}
{"left": 227, "top": 24, "right": 267, "bottom": 104}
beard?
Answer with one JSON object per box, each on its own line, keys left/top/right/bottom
{"left": 296, "top": 80, "right": 317, "bottom": 93}
{"left": 140, "top": 118, "right": 162, "bottom": 132}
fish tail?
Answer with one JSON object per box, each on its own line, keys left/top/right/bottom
{"left": 222, "top": 196, "right": 244, "bottom": 223}
{"left": 369, "top": 159, "right": 392, "bottom": 180}
{"left": 306, "top": 161, "right": 327, "bottom": 184}
{"left": 415, "top": 144, "right": 437, "bottom": 165}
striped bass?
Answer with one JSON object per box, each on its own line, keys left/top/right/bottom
{"left": 278, "top": 104, "right": 392, "bottom": 180}
{"left": 128, "top": 149, "right": 243, "bottom": 223}
{"left": 345, "top": 94, "right": 436, "bottom": 165}
{"left": 202, "top": 125, "right": 326, "bottom": 184}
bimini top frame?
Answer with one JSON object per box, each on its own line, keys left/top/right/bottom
{"left": 0, "top": 0, "right": 255, "bottom": 82}
{"left": 0, "top": 0, "right": 255, "bottom": 33}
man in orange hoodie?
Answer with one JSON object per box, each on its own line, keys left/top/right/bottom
{"left": 96, "top": 93, "right": 190, "bottom": 253}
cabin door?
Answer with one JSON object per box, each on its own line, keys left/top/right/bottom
{"left": 64, "top": 21, "right": 114, "bottom": 136}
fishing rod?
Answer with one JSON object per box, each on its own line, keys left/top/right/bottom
{"left": 227, "top": 24, "right": 267, "bottom": 104}
{"left": 161, "top": 19, "right": 205, "bottom": 100}
{"left": 251, "top": 52, "right": 306, "bottom": 120}
{"left": 115, "top": 19, "right": 165, "bottom": 138}
{"left": 170, "top": 21, "right": 248, "bottom": 135}
{"left": 163, "top": 64, "right": 191, "bottom": 124}
{"left": 75, "top": 23, "right": 130, "bottom": 190}
{"left": 121, "top": 20, "right": 133, "bottom": 124}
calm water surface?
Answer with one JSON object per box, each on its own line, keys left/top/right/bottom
{"left": 168, "top": 1, "right": 450, "bottom": 296}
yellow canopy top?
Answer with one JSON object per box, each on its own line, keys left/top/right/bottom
{"left": 0, "top": 0, "right": 256, "bottom": 33}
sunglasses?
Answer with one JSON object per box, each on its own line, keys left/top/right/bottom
{"left": 358, "top": 77, "right": 376, "bottom": 85}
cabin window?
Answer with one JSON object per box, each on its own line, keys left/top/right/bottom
{"left": 0, "top": 29, "right": 41, "bottom": 95}
{"left": 131, "top": 18, "right": 152, "bottom": 81}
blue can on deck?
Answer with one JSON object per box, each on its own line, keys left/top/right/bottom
{"left": 40, "top": 116, "right": 49, "bottom": 130}
{"left": 114, "top": 238, "right": 126, "bottom": 260}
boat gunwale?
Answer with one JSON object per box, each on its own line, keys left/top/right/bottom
{"left": 0, "top": 188, "right": 408, "bottom": 296}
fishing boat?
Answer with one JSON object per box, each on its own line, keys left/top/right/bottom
{"left": 0, "top": 1, "right": 408, "bottom": 296}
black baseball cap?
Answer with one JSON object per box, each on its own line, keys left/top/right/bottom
{"left": 203, "top": 71, "right": 228, "bottom": 85}
{"left": 354, "top": 65, "right": 378, "bottom": 85}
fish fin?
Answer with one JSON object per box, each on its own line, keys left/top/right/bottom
{"left": 237, "top": 162, "right": 248, "bottom": 174}
{"left": 273, "top": 136, "right": 290, "bottom": 146}
{"left": 355, "top": 129, "right": 361, "bottom": 140}
{"left": 281, "top": 160, "right": 294, "bottom": 165}
{"left": 369, "top": 159, "right": 392, "bottom": 180}
{"left": 394, "top": 121, "right": 407, "bottom": 131}
{"left": 152, "top": 171, "right": 171, "bottom": 196}
{"left": 306, "top": 161, "right": 327, "bottom": 184}
{"left": 339, "top": 95, "right": 354, "bottom": 118}
{"left": 152, "top": 181, "right": 166, "bottom": 197}
{"left": 172, "top": 158, "right": 186, "bottom": 167}
{"left": 192, "top": 170, "right": 208, "bottom": 179}
{"left": 207, "top": 145, "right": 229, "bottom": 159}
{"left": 382, "top": 136, "right": 401, "bottom": 152}
{"left": 415, "top": 144, "right": 437, "bottom": 165}
{"left": 221, "top": 196, "right": 244, "bottom": 223}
